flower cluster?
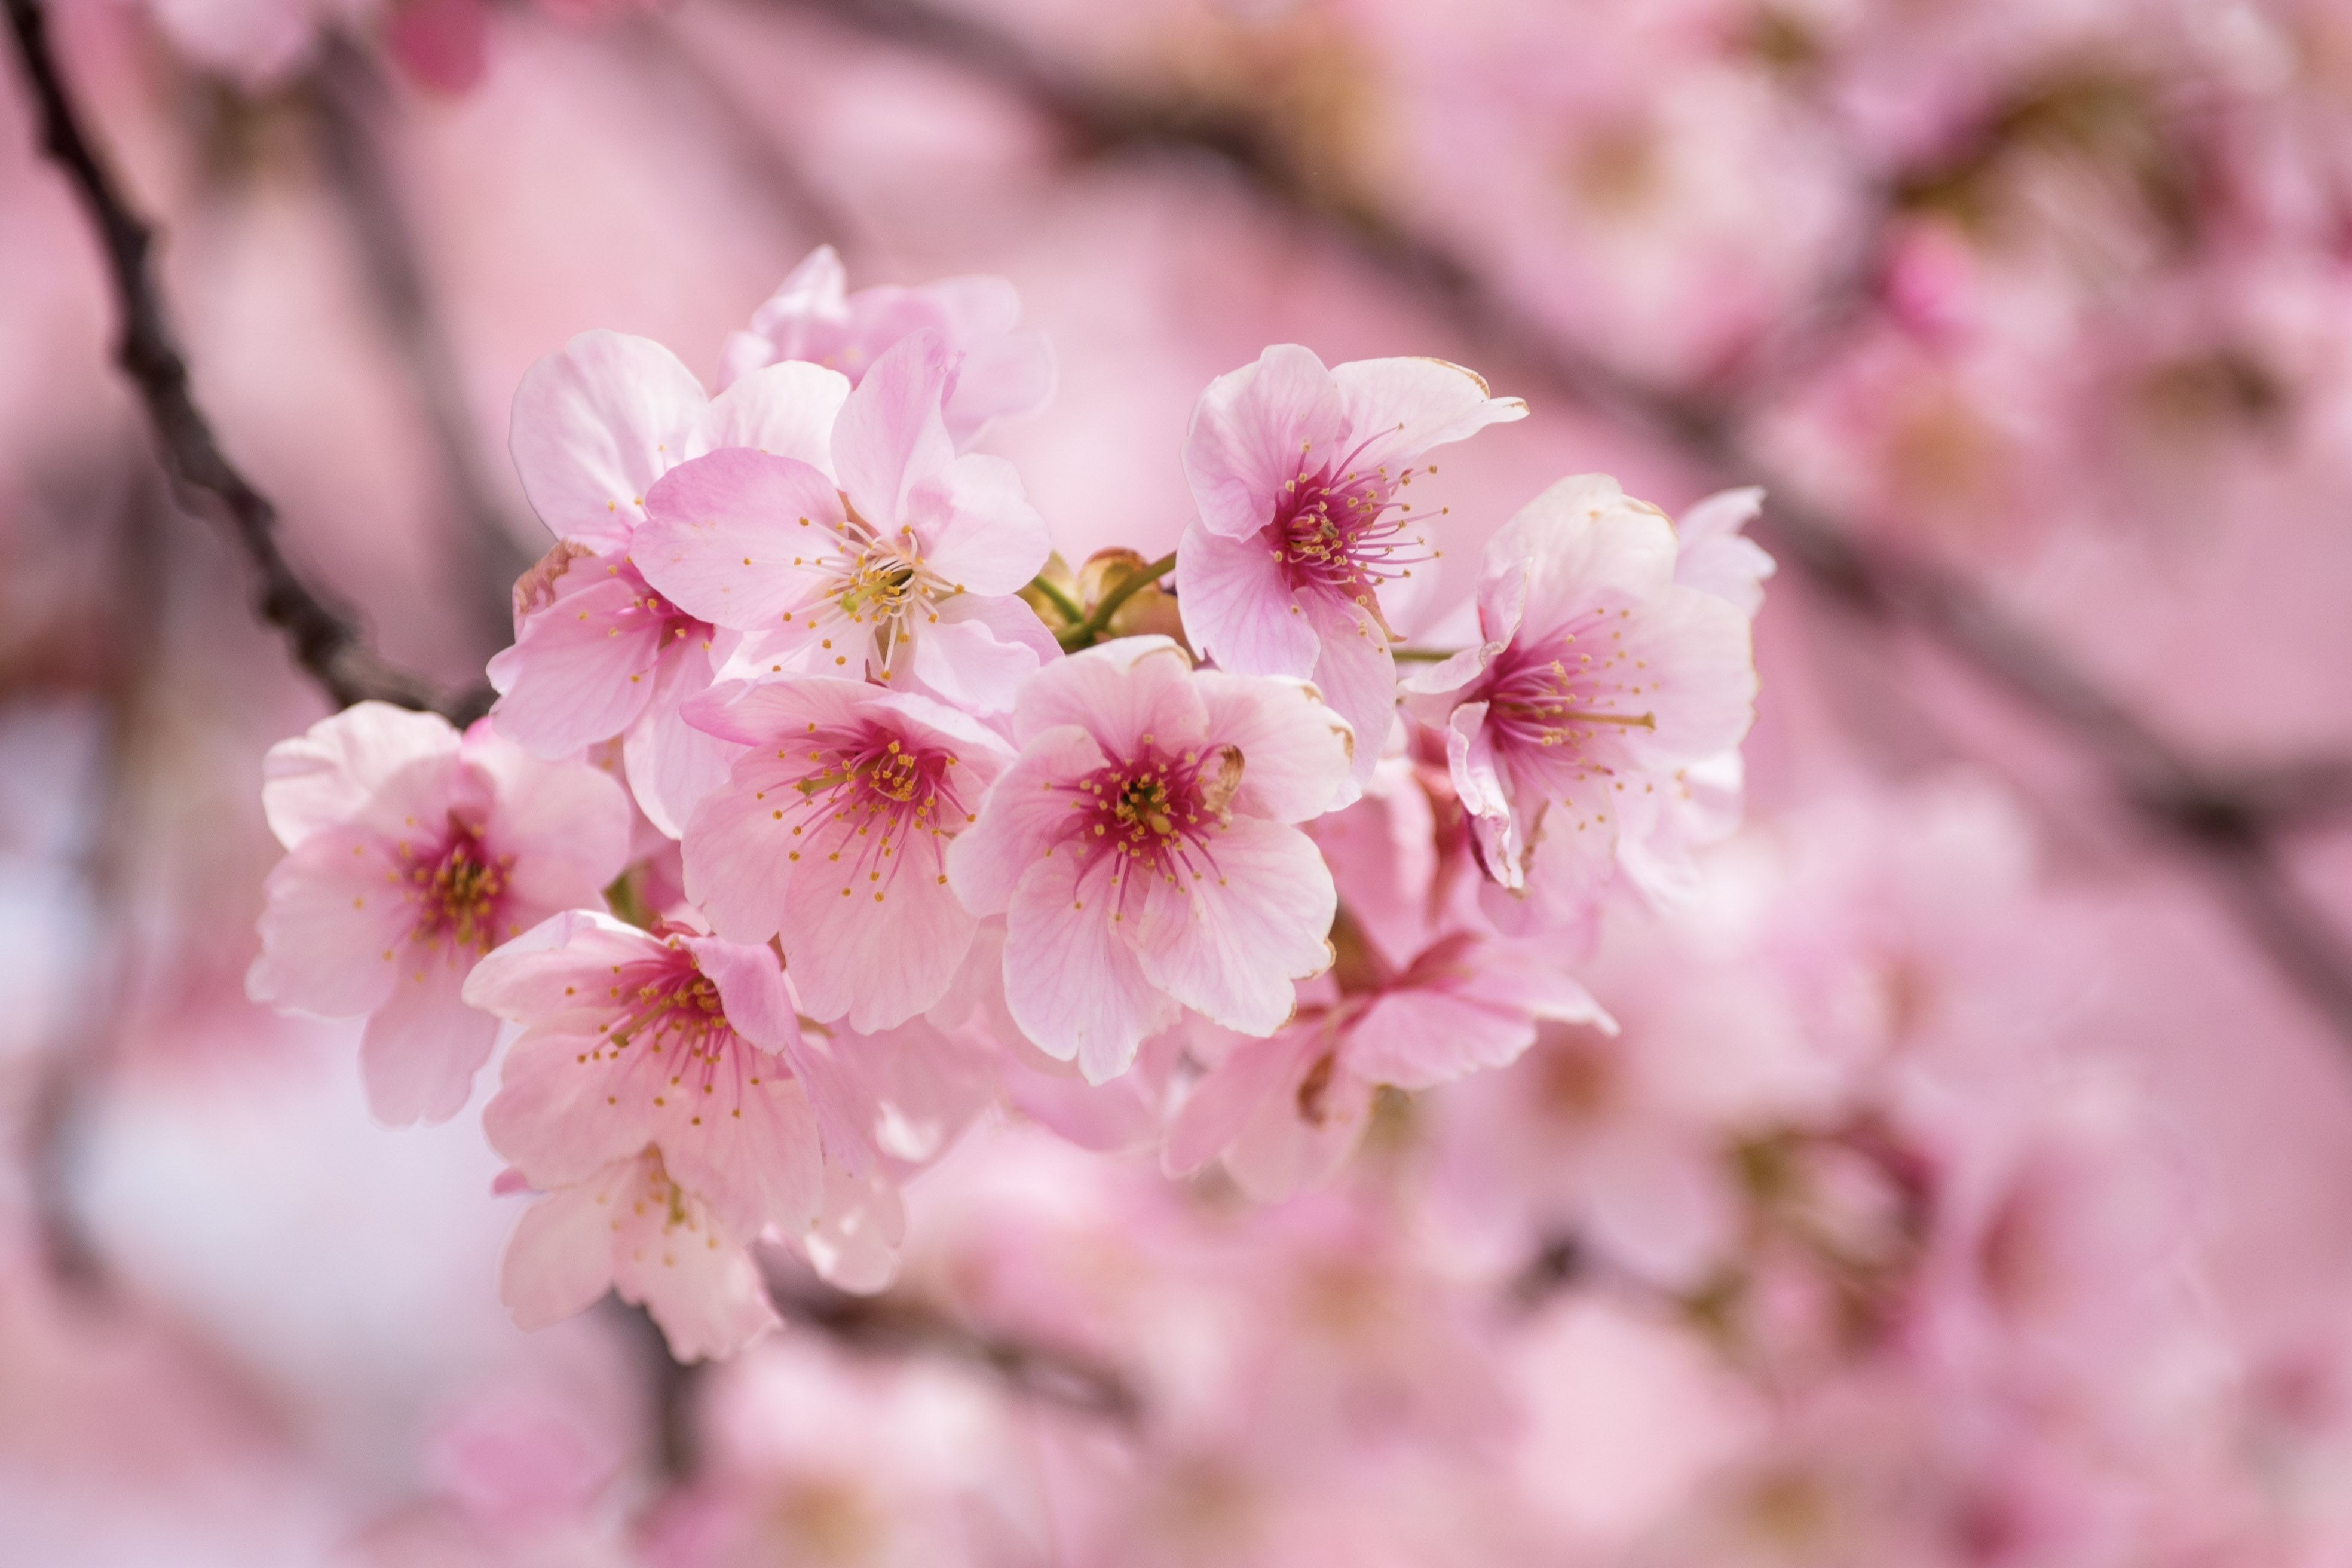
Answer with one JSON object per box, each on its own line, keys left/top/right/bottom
{"left": 249, "top": 250, "right": 1766, "bottom": 1359}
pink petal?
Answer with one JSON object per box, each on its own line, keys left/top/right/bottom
{"left": 1346, "top": 988, "right": 1542, "bottom": 1090}
{"left": 1003, "top": 852, "right": 1180, "bottom": 1083}
{"left": 748, "top": 245, "right": 850, "bottom": 346}
{"left": 944, "top": 726, "right": 1108, "bottom": 915}
{"left": 906, "top": 606, "right": 1043, "bottom": 715}
{"left": 780, "top": 822, "right": 975, "bottom": 1032}
{"left": 678, "top": 754, "right": 811, "bottom": 944}
{"left": 633, "top": 449, "right": 848, "bottom": 632}
{"left": 609, "top": 1178, "right": 780, "bottom": 1362}
{"left": 905, "top": 453, "right": 1051, "bottom": 596}
{"left": 1132, "top": 814, "right": 1336, "bottom": 1037}
{"left": 246, "top": 826, "right": 414, "bottom": 1018}
{"left": 832, "top": 330, "right": 957, "bottom": 530}
{"left": 1491, "top": 476, "right": 1680, "bottom": 642}
{"left": 1189, "top": 669, "right": 1354, "bottom": 824}
{"left": 259, "top": 702, "right": 459, "bottom": 850}
{"left": 464, "top": 739, "right": 633, "bottom": 911}
{"left": 659, "top": 1071, "right": 826, "bottom": 1243}
{"left": 690, "top": 360, "right": 850, "bottom": 477}
{"left": 1173, "top": 515, "right": 1319, "bottom": 679}
{"left": 713, "top": 329, "right": 776, "bottom": 393}
{"left": 488, "top": 576, "right": 669, "bottom": 756}
{"left": 800, "top": 1160, "right": 906, "bottom": 1294}
{"left": 360, "top": 944, "right": 498, "bottom": 1125}
{"left": 1163, "top": 1025, "right": 1318, "bottom": 1178}
{"left": 509, "top": 331, "right": 706, "bottom": 549}
{"left": 461, "top": 909, "right": 654, "bottom": 1022}
{"left": 688, "top": 935, "right": 801, "bottom": 1054}
{"left": 1299, "top": 590, "right": 1396, "bottom": 795}
{"left": 483, "top": 1022, "right": 656, "bottom": 1191}
{"left": 1610, "top": 588, "right": 1758, "bottom": 768}
{"left": 621, "top": 650, "right": 740, "bottom": 839}
{"left": 1181, "top": 344, "right": 1346, "bottom": 540}
{"left": 1010, "top": 636, "right": 1203, "bottom": 757}
{"left": 942, "top": 328, "right": 1056, "bottom": 449}
{"left": 500, "top": 1180, "right": 617, "bottom": 1332}
{"left": 1328, "top": 356, "right": 1526, "bottom": 474}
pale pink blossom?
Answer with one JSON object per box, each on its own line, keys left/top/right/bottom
{"left": 679, "top": 677, "right": 1014, "bottom": 1031}
{"left": 471, "top": 914, "right": 839, "bottom": 1220}
{"left": 1402, "top": 474, "right": 1758, "bottom": 932}
{"left": 1166, "top": 930, "right": 1610, "bottom": 1202}
{"left": 493, "top": 330, "right": 847, "bottom": 832}
{"left": 632, "top": 330, "right": 1058, "bottom": 715}
{"left": 716, "top": 244, "right": 1058, "bottom": 450}
{"left": 466, "top": 910, "right": 872, "bottom": 1358}
{"left": 247, "top": 703, "right": 630, "bottom": 1125}
{"left": 498, "top": 1150, "right": 779, "bottom": 1365}
{"left": 946, "top": 636, "right": 1353, "bottom": 1083}
{"left": 1175, "top": 345, "right": 1526, "bottom": 791}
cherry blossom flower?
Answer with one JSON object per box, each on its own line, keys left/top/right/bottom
{"left": 678, "top": 677, "right": 1015, "bottom": 1032}
{"left": 467, "top": 910, "right": 875, "bottom": 1358}
{"left": 632, "top": 330, "right": 1058, "bottom": 716}
{"left": 498, "top": 1150, "right": 779, "bottom": 1365}
{"left": 1174, "top": 344, "right": 1526, "bottom": 791}
{"left": 1402, "top": 474, "right": 1759, "bottom": 932}
{"left": 1166, "top": 929, "right": 1612, "bottom": 1202}
{"left": 716, "top": 245, "right": 1056, "bottom": 451}
{"left": 246, "top": 703, "right": 630, "bottom": 1125}
{"left": 947, "top": 636, "right": 1354, "bottom": 1083}
{"left": 493, "top": 330, "right": 847, "bottom": 833}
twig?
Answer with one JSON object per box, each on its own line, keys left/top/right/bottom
{"left": 2, "top": 0, "right": 489, "bottom": 722}
{"left": 775, "top": 0, "right": 2352, "bottom": 1055}
{"left": 765, "top": 1263, "right": 1143, "bottom": 1423}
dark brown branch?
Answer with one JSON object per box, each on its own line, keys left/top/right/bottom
{"left": 3, "top": 0, "right": 489, "bottom": 722}
{"left": 777, "top": 0, "right": 2352, "bottom": 1054}
{"left": 765, "top": 1264, "right": 1143, "bottom": 1423}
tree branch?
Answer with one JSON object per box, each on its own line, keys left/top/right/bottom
{"left": 765, "top": 1263, "right": 1143, "bottom": 1423}
{"left": 4, "top": 0, "right": 489, "bottom": 722}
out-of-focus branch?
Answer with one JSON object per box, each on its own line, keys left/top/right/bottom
{"left": 2, "top": 0, "right": 490, "bottom": 722}
{"left": 777, "top": 0, "right": 2352, "bottom": 1054}
{"left": 766, "top": 1264, "right": 1143, "bottom": 1423}
{"left": 308, "top": 36, "right": 531, "bottom": 656}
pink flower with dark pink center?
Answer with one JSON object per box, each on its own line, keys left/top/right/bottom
{"left": 1403, "top": 475, "right": 1758, "bottom": 932}
{"left": 247, "top": 703, "right": 631, "bottom": 1125}
{"left": 489, "top": 544, "right": 736, "bottom": 838}
{"left": 716, "top": 245, "right": 1057, "bottom": 451}
{"left": 633, "top": 330, "right": 1056, "bottom": 716}
{"left": 469, "top": 911, "right": 876, "bottom": 1359}
{"left": 493, "top": 329, "right": 849, "bottom": 832}
{"left": 1176, "top": 345, "right": 1526, "bottom": 792}
{"left": 679, "top": 678, "right": 1015, "bottom": 1032}
{"left": 947, "top": 637, "right": 1354, "bottom": 1083}
{"left": 1166, "top": 929, "right": 1612, "bottom": 1202}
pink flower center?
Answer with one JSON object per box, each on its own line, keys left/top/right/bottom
{"left": 777, "top": 499, "right": 959, "bottom": 679}
{"left": 579, "top": 950, "right": 778, "bottom": 1126}
{"left": 787, "top": 724, "right": 973, "bottom": 905}
{"left": 403, "top": 826, "right": 513, "bottom": 954}
{"left": 1058, "top": 739, "right": 1243, "bottom": 904}
{"left": 1480, "top": 612, "right": 1654, "bottom": 761}
{"left": 1268, "top": 454, "right": 1443, "bottom": 620}
{"left": 611, "top": 562, "right": 711, "bottom": 653}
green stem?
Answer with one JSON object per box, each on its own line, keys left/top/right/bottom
{"left": 1026, "top": 572, "right": 1083, "bottom": 627}
{"left": 1056, "top": 550, "right": 1178, "bottom": 651}
{"left": 1390, "top": 645, "right": 1464, "bottom": 663}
